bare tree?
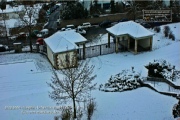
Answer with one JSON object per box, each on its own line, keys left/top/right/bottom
{"left": 47, "top": 59, "right": 97, "bottom": 119}
{"left": 0, "top": 0, "right": 9, "bottom": 45}
{"left": 87, "top": 98, "right": 96, "bottom": 120}
{"left": 16, "top": 2, "right": 39, "bottom": 52}
{"left": 126, "top": 0, "right": 140, "bottom": 21}
{"left": 146, "top": 0, "right": 163, "bottom": 10}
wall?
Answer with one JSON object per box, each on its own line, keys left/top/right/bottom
{"left": 138, "top": 37, "right": 150, "bottom": 48}
{"left": 59, "top": 13, "right": 128, "bottom": 28}
{"left": 118, "top": 35, "right": 129, "bottom": 47}
{"left": 56, "top": 50, "right": 77, "bottom": 69}
{"left": 47, "top": 45, "right": 55, "bottom": 67}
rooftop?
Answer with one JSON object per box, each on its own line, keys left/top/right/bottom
{"left": 44, "top": 30, "right": 87, "bottom": 53}
{"left": 106, "top": 21, "right": 154, "bottom": 39}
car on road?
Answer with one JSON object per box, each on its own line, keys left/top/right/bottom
{"left": 99, "top": 20, "right": 112, "bottom": 27}
{"left": 0, "top": 44, "right": 8, "bottom": 52}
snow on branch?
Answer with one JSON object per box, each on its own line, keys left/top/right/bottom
{"left": 145, "top": 59, "right": 180, "bottom": 82}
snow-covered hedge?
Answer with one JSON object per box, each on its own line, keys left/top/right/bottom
{"left": 99, "top": 69, "right": 142, "bottom": 92}
{"left": 173, "top": 100, "right": 180, "bottom": 118}
{"left": 145, "top": 59, "right": 180, "bottom": 82}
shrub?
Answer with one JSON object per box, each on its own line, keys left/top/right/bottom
{"left": 154, "top": 26, "right": 161, "bottom": 33}
{"left": 163, "top": 26, "right": 170, "bottom": 37}
{"left": 87, "top": 99, "right": 96, "bottom": 120}
{"left": 169, "top": 32, "right": 175, "bottom": 40}
{"left": 61, "top": 107, "right": 72, "bottom": 120}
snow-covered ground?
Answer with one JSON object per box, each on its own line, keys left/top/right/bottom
{"left": 0, "top": 22, "right": 179, "bottom": 120}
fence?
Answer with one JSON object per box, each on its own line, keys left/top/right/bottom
{"left": 78, "top": 42, "right": 115, "bottom": 59}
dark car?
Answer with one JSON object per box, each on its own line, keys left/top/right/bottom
{"left": 16, "top": 32, "right": 27, "bottom": 40}
{"left": 118, "top": 18, "right": 129, "bottom": 22}
{"left": 0, "top": 44, "right": 8, "bottom": 52}
{"left": 141, "top": 22, "right": 151, "bottom": 28}
{"left": 99, "top": 20, "right": 112, "bottom": 27}
{"left": 92, "top": 14, "right": 100, "bottom": 18}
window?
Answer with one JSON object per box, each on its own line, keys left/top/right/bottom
{"left": 65, "top": 53, "right": 70, "bottom": 63}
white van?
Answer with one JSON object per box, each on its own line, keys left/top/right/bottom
{"left": 37, "top": 29, "right": 49, "bottom": 38}
{"left": 79, "top": 22, "right": 91, "bottom": 29}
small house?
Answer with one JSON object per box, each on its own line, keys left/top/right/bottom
{"left": 44, "top": 30, "right": 87, "bottom": 69}
{"left": 106, "top": 21, "right": 154, "bottom": 54}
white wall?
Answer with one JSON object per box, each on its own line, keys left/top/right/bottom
{"left": 138, "top": 37, "right": 150, "bottom": 48}
{"left": 119, "top": 35, "right": 129, "bottom": 47}
{"left": 47, "top": 45, "right": 54, "bottom": 67}
{"left": 57, "top": 51, "right": 77, "bottom": 69}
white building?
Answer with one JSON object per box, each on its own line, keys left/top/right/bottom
{"left": 44, "top": 30, "right": 87, "bottom": 69}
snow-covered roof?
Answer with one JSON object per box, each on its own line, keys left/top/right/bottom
{"left": 44, "top": 31, "right": 87, "bottom": 53}
{"left": 106, "top": 21, "right": 154, "bottom": 39}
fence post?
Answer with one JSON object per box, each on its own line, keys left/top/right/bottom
{"left": 108, "top": 33, "right": 110, "bottom": 48}
{"left": 83, "top": 43, "right": 86, "bottom": 59}
{"left": 36, "top": 43, "right": 39, "bottom": 53}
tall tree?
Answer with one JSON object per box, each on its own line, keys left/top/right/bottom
{"left": 0, "top": 0, "right": 9, "bottom": 45}
{"left": 47, "top": 59, "right": 97, "bottom": 119}
{"left": 16, "top": 3, "right": 39, "bottom": 52}
{"left": 110, "top": 0, "right": 115, "bottom": 13}
{"left": 61, "top": 2, "right": 88, "bottom": 20}
{"left": 126, "top": 0, "right": 140, "bottom": 21}
{"left": 146, "top": 0, "right": 163, "bottom": 10}
{"left": 134, "top": 0, "right": 151, "bottom": 10}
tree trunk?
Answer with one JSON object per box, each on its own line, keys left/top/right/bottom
{"left": 72, "top": 97, "right": 77, "bottom": 119}
{"left": 29, "top": 36, "right": 33, "bottom": 52}
{"left": 28, "top": 29, "right": 33, "bottom": 52}
{"left": 72, "top": 79, "right": 77, "bottom": 119}
{"left": 2, "top": 12, "right": 9, "bottom": 45}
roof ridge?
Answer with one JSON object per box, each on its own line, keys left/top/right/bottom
{"left": 54, "top": 32, "right": 76, "bottom": 52}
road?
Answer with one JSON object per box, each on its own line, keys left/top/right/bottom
{"left": 44, "top": 7, "right": 60, "bottom": 34}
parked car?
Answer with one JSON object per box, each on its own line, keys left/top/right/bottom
{"left": 36, "top": 38, "right": 44, "bottom": 45}
{"left": 140, "top": 22, "right": 151, "bottom": 28}
{"left": 99, "top": 20, "right": 112, "bottom": 27}
{"left": 118, "top": 18, "right": 129, "bottom": 22}
{"left": 66, "top": 24, "right": 75, "bottom": 30}
{"left": 0, "top": 44, "right": 8, "bottom": 52}
{"left": 78, "top": 22, "right": 91, "bottom": 29}
{"left": 92, "top": 14, "right": 99, "bottom": 18}
{"left": 135, "top": 19, "right": 145, "bottom": 24}
{"left": 16, "top": 32, "right": 27, "bottom": 40}
{"left": 61, "top": 28, "right": 66, "bottom": 31}
{"left": 76, "top": 27, "right": 86, "bottom": 35}
{"left": 27, "top": 30, "right": 39, "bottom": 38}
{"left": 37, "top": 29, "right": 49, "bottom": 38}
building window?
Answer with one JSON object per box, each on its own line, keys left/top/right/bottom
{"left": 65, "top": 53, "right": 70, "bottom": 63}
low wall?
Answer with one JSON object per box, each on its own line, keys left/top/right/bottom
{"left": 59, "top": 13, "right": 128, "bottom": 28}
{"left": 147, "top": 77, "right": 180, "bottom": 89}
{"left": 140, "top": 81, "right": 178, "bottom": 98}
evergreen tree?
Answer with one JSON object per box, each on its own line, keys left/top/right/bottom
{"left": 61, "top": 2, "right": 88, "bottom": 20}
{"left": 110, "top": 0, "right": 115, "bottom": 13}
